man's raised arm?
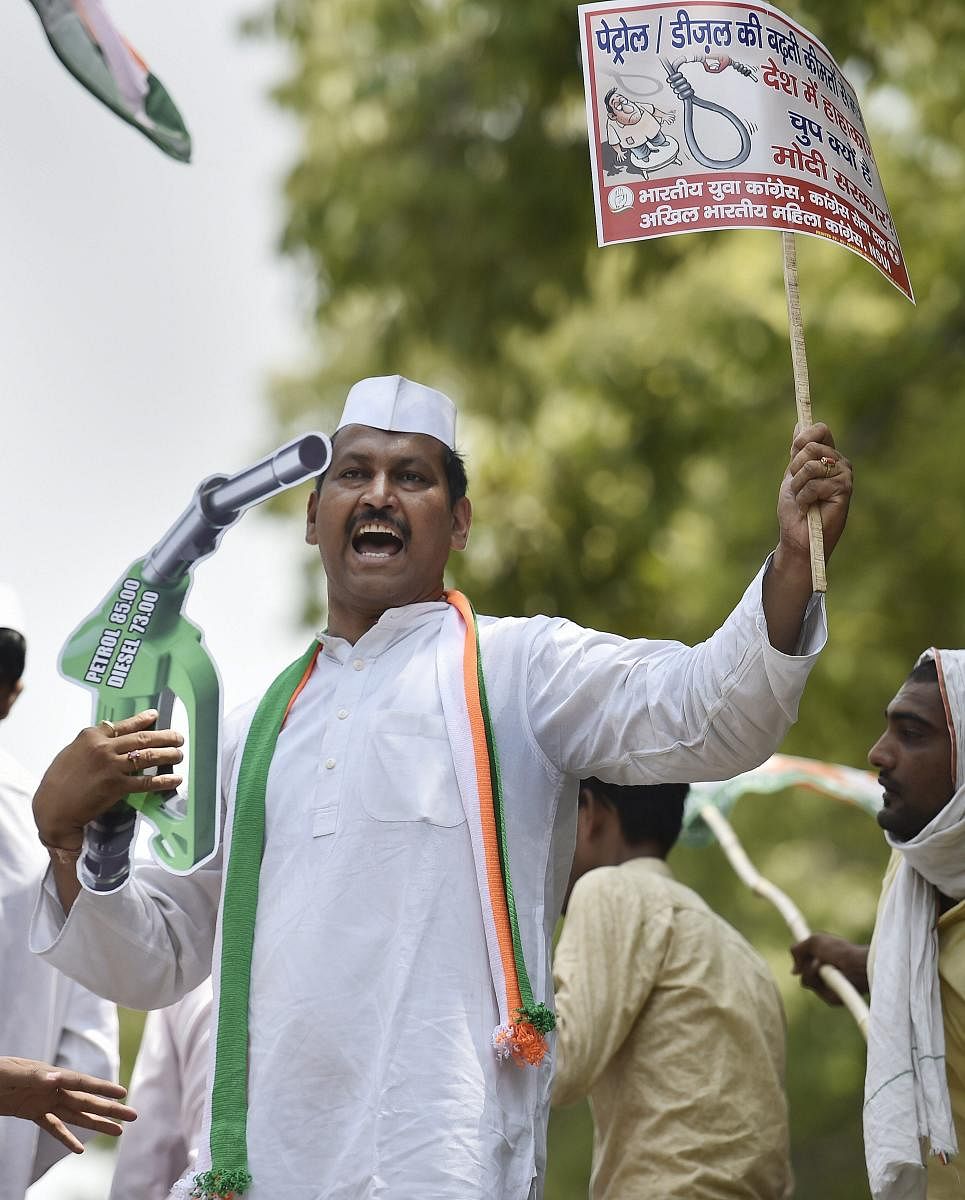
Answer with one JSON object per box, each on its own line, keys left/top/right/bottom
{"left": 762, "top": 422, "right": 853, "bottom": 653}
{"left": 521, "top": 421, "right": 853, "bottom": 787}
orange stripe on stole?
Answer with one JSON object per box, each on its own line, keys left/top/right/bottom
{"left": 448, "top": 591, "right": 522, "bottom": 1018}
{"left": 282, "top": 644, "right": 321, "bottom": 729}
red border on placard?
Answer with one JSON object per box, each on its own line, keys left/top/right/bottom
{"left": 578, "top": 1, "right": 913, "bottom": 301}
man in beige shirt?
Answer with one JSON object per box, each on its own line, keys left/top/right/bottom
{"left": 552, "top": 779, "right": 792, "bottom": 1199}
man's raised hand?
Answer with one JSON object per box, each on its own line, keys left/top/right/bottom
{"left": 33, "top": 709, "right": 184, "bottom": 851}
{"left": 777, "top": 422, "right": 854, "bottom": 564}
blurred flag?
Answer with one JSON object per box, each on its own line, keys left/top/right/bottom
{"left": 681, "top": 752, "right": 882, "bottom": 846}
{"left": 27, "top": 0, "right": 191, "bottom": 162}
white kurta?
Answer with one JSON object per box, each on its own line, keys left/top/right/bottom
{"left": 32, "top": 564, "right": 825, "bottom": 1200}
{"left": 109, "top": 979, "right": 213, "bottom": 1200}
{"left": 0, "top": 747, "right": 118, "bottom": 1200}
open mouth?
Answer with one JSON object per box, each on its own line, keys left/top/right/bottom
{"left": 351, "top": 521, "right": 405, "bottom": 559}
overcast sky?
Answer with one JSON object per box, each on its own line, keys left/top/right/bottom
{"left": 1, "top": 1, "right": 322, "bottom": 782}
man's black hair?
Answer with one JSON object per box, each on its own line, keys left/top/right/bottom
{"left": 314, "top": 429, "right": 468, "bottom": 507}
{"left": 908, "top": 657, "right": 940, "bottom": 685}
{"left": 0, "top": 628, "right": 26, "bottom": 689}
{"left": 603, "top": 86, "right": 619, "bottom": 115}
{"left": 581, "top": 777, "right": 690, "bottom": 856}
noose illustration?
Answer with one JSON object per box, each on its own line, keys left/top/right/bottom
{"left": 660, "top": 56, "right": 752, "bottom": 169}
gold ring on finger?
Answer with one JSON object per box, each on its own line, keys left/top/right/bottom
{"left": 99, "top": 719, "right": 117, "bottom": 737}
{"left": 127, "top": 749, "right": 142, "bottom": 772}
{"left": 820, "top": 455, "right": 836, "bottom": 478}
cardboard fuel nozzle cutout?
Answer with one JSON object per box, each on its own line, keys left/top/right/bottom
{"left": 60, "top": 433, "right": 332, "bottom": 892}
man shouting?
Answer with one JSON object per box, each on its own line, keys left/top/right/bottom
{"left": 31, "top": 375, "right": 851, "bottom": 1199}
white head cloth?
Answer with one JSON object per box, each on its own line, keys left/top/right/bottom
{"left": 336, "top": 375, "right": 457, "bottom": 450}
{"left": 864, "top": 648, "right": 965, "bottom": 1199}
{"left": 0, "top": 584, "right": 26, "bottom": 635}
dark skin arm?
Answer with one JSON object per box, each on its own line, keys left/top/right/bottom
{"left": 790, "top": 933, "right": 870, "bottom": 1005}
{"left": 32, "top": 709, "right": 184, "bottom": 915}
{"left": 762, "top": 423, "right": 853, "bottom": 654}
{"left": 0, "top": 1057, "right": 137, "bottom": 1154}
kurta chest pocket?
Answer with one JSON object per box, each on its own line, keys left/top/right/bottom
{"left": 362, "top": 710, "right": 466, "bottom": 826}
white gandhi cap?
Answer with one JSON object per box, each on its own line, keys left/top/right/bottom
{"left": 336, "top": 375, "right": 457, "bottom": 450}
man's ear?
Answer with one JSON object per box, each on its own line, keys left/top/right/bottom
{"left": 450, "top": 496, "right": 472, "bottom": 552}
{"left": 305, "top": 489, "right": 319, "bottom": 547}
{"left": 577, "top": 785, "right": 605, "bottom": 841}
{"left": 0, "top": 679, "right": 23, "bottom": 722}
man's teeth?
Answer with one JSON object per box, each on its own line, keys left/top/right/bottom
{"left": 353, "top": 522, "right": 403, "bottom": 557}
{"left": 357, "top": 523, "right": 400, "bottom": 538}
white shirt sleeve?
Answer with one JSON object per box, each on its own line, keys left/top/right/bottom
{"left": 109, "top": 980, "right": 212, "bottom": 1200}
{"left": 525, "top": 558, "right": 826, "bottom": 782}
{"left": 29, "top": 837, "right": 222, "bottom": 1010}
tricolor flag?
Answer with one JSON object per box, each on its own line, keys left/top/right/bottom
{"left": 27, "top": 0, "right": 191, "bottom": 162}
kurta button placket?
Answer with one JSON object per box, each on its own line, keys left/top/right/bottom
{"left": 309, "top": 646, "right": 373, "bottom": 838}
{"left": 32, "top": 587, "right": 827, "bottom": 1197}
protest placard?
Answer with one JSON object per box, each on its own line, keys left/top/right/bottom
{"left": 578, "top": 0, "right": 912, "bottom": 301}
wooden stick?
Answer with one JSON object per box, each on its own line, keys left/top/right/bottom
{"left": 782, "top": 232, "right": 827, "bottom": 593}
{"left": 699, "top": 804, "right": 869, "bottom": 1040}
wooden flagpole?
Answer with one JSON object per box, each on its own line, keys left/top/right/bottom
{"left": 700, "top": 804, "right": 869, "bottom": 1039}
{"left": 782, "top": 232, "right": 827, "bottom": 592}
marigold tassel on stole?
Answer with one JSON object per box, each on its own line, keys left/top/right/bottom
{"left": 493, "top": 1002, "right": 557, "bottom": 1066}
{"left": 445, "top": 591, "right": 559, "bottom": 1073}
{"left": 191, "top": 1167, "right": 253, "bottom": 1199}
{"left": 520, "top": 1001, "right": 557, "bottom": 1035}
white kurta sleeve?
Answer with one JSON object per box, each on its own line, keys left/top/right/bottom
{"left": 525, "top": 558, "right": 825, "bottom": 782}
{"left": 28, "top": 703, "right": 253, "bottom": 1010}
{"left": 30, "top": 979, "right": 119, "bottom": 1181}
{"left": 109, "top": 981, "right": 212, "bottom": 1200}
{"left": 29, "top": 848, "right": 222, "bottom": 1010}
{"left": 109, "top": 1006, "right": 186, "bottom": 1200}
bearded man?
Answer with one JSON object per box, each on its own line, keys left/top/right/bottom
{"left": 793, "top": 651, "right": 965, "bottom": 1200}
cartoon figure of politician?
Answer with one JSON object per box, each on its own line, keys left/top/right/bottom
{"left": 602, "top": 87, "right": 676, "bottom": 176}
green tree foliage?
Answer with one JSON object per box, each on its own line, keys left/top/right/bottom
{"left": 252, "top": 0, "right": 965, "bottom": 1194}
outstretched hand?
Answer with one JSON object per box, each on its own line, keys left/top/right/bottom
{"left": 0, "top": 1057, "right": 137, "bottom": 1154}
{"left": 777, "top": 422, "right": 853, "bottom": 564}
